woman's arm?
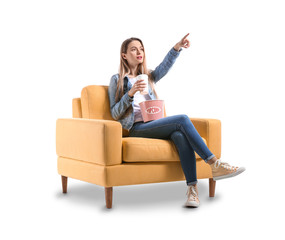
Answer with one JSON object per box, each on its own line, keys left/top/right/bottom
{"left": 151, "top": 33, "right": 190, "bottom": 83}
{"left": 108, "top": 75, "right": 133, "bottom": 120}
{"left": 150, "top": 47, "right": 182, "bottom": 83}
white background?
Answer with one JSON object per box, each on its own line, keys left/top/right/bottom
{"left": 1, "top": 0, "right": 284, "bottom": 239}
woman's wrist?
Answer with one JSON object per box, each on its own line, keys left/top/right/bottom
{"left": 128, "top": 91, "right": 134, "bottom": 98}
{"left": 173, "top": 44, "right": 181, "bottom": 51}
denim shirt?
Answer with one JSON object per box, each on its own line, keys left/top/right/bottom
{"left": 108, "top": 47, "right": 182, "bottom": 131}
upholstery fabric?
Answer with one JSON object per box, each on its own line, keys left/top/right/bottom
{"left": 81, "top": 85, "right": 114, "bottom": 120}
{"left": 58, "top": 156, "right": 212, "bottom": 187}
{"left": 122, "top": 137, "right": 205, "bottom": 163}
{"left": 56, "top": 84, "right": 221, "bottom": 188}
{"left": 72, "top": 98, "right": 82, "bottom": 118}
{"left": 56, "top": 118, "right": 122, "bottom": 166}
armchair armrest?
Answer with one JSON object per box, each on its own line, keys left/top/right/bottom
{"left": 56, "top": 118, "right": 122, "bottom": 166}
{"left": 190, "top": 118, "right": 221, "bottom": 159}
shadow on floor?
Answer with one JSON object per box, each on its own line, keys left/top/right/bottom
{"left": 54, "top": 179, "right": 217, "bottom": 210}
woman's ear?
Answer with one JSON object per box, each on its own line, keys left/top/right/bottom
{"left": 122, "top": 53, "right": 127, "bottom": 60}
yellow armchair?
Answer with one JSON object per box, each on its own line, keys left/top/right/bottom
{"left": 56, "top": 85, "right": 221, "bottom": 208}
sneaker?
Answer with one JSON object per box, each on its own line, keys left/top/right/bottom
{"left": 185, "top": 185, "right": 200, "bottom": 208}
{"left": 210, "top": 159, "right": 246, "bottom": 181}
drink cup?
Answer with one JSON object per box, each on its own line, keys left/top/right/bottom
{"left": 136, "top": 74, "right": 148, "bottom": 95}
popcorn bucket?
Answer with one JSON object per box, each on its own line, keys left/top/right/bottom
{"left": 139, "top": 100, "right": 164, "bottom": 122}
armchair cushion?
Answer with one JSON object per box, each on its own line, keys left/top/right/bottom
{"left": 122, "top": 137, "right": 205, "bottom": 163}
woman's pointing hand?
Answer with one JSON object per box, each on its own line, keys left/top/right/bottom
{"left": 174, "top": 33, "right": 190, "bottom": 51}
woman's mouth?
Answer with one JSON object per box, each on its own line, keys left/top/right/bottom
{"left": 137, "top": 56, "right": 143, "bottom": 60}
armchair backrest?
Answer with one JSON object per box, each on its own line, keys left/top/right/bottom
{"left": 73, "top": 85, "right": 130, "bottom": 136}
{"left": 81, "top": 85, "right": 113, "bottom": 120}
{"left": 72, "top": 85, "right": 167, "bottom": 137}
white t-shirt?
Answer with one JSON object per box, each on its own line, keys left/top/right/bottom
{"left": 129, "top": 77, "right": 152, "bottom": 123}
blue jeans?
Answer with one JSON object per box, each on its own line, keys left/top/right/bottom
{"left": 129, "top": 114, "right": 215, "bottom": 186}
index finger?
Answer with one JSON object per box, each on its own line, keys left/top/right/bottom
{"left": 182, "top": 33, "right": 190, "bottom": 40}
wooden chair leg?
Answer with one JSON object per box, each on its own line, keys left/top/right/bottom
{"left": 105, "top": 187, "right": 113, "bottom": 209}
{"left": 61, "top": 176, "right": 68, "bottom": 193}
{"left": 209, "top": 178, "right": 216, "bottom": 197}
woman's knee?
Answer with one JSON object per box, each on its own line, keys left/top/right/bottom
{"left": 176, "top": 114, "right": 192, "bottom": 128}
{"left": 177, "top": 114, "right": 189, "bottom": 120}
{"left": 170, "top": 131, "right": 185, "bottom": 141}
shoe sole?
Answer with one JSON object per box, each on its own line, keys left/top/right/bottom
{"left": 213, "top": 167, "right": 246, "bottom": 181}
{"left": 184, "top": 202, "right": 200, "bottom": 208}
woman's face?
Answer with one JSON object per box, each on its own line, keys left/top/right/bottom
{"left": 122, "top": 40, "right": 144, "bottom": 67}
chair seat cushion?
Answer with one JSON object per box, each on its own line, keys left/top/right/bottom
{"left": 122, "top": 137, "right": 206, "bottom": 163}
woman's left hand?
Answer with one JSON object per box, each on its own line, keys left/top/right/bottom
{"left": 174, "top": 33, "right": 190, "bottom": 51}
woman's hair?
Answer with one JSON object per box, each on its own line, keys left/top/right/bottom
{"left": 115, "top": 37, "right": 158, "bottom": 103}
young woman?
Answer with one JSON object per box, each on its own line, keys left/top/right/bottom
{"left": 108, "top": 33, "right": 245, "bottom": 208}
